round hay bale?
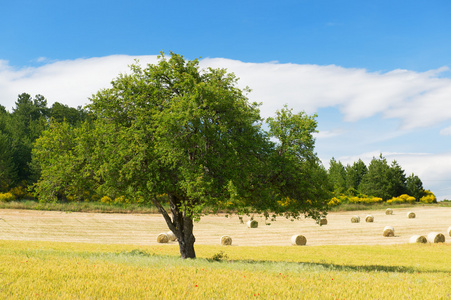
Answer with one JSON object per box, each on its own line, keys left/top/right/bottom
{"left": 351, "top": 215, "right": 360, "bottom": 223}
{"left": 448, "top": 226, "right": 451, "bottom": 237}
{"left": 407, "top": 211, "right": 416, "bottom": 219}
{"left": 247, "top": 220, "right": 258, "bottom": 228}
{"left": 427, "top": 232, "right": 445, "bottom": 243}
{"left": 385, "top": 208, "right": 393, "bottom": 215}
{"left": 157, "top": 233, "right": 169, "bottom": 243}
{"left": 220, "top": 235, "right": 232, "bottom": 246}
{"left": 319, "top": 217, "right": 327, "bottom": 225}
{"left": 166, "top": 231, "right": 177, "bottom": 242}
{"left": 383, "top": 226, "right": 395, "bottom": 237}
{"left": 291, "top": 234, "right": 307, "bottom": 246}
{"left": 409, "top": 235, "right": 427, "bottom": 244}
{"left": 365, "top": 215, "right": 374, "bottom": 223}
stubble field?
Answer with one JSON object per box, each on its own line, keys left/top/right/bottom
{"left": 1, "top": 206, "right": 450, "bottom": 246}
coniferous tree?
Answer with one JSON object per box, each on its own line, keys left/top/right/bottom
{"left": 328, "top": 157, "right": 347, "bottom": 194}
{"left": 406, "top": 173, "right": 425, "bottom": 201}
{"left": 345, "top": 159, "right": 368, "bottom": 190}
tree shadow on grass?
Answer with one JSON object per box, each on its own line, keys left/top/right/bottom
{"left": 222, "top": 259, "right": 450, "bottom": 274}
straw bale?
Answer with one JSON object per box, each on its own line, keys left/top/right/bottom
{"left": 385, "top": 208, "right": 393, "bottom": 215}
{"left": 220, "top": 235, "right": 232, "bottom": 246}
{"left": 247, "top": 220, "right": 258, "bottom": 228}
{"left": 291, "top": 234, "right": 307, "bottom": 246}
{"left": 351, "top": 215, "right": 360, "bottom": 223}
{"left": 409, "top": 235, "right": 427, "bottom": 244}
{"left": 157, "top": 233, "right": 169, "bottom": 243}
{"left": 365, "top": 215, "right": 374, "bottom": 223}
{"left": 319, "top": 217, "right": 327, "bottom": 225}
{"left": 448, "top": 226, "right": 451, "bottom": 237}
{"left": 383, "top": 226, "right": 394, "bottom": 237}
{"left": 427, "top": 232, "right": 445, "bottom": 243}
{"left": 166, "top": 231, "right": 177, "bottom": 241}
{"left": 407, "top": 211, "right": 416, "bottom": 219}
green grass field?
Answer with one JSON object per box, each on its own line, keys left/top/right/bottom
{"left": 1, "top": 240, "right": 450, "bottom": 299}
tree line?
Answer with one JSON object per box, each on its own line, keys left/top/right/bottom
{"left": 0, "top": 93, "right": 90, "bottom": 193}
{"left": 327, "top": 155, "right": 426, "bottom": 201}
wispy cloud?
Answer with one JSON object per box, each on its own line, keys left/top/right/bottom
{"left": 439, "top": 125, "right": 451, "bottom": 136}
{"left": 2, "top": 55, "right": 451, "bottom": 131}
{"left": 314, "top": 128, "right": 345, "bottom": 139}
{"left": 201, "top": 59, "right": 451, "bottom": 130}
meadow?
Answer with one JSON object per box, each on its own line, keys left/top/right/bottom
{"left": 1, "top": 207, "right": 450, "bottom": 299}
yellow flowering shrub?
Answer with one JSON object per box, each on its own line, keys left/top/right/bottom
{"left": 348, "top": 195, "right": 383, "bottom": 204}
{"left": 100, "top": 196, "right": 112, "bottom": 204}
{"left": 419, "top": 190, "right": 437, "bottom": 203}
{"left": 327, "top": 197, "right": 341, "bottom": 207}
{"left": 9, "top": 186, "right": 26, "bottom": 199}
{"left": 0, "top": 192, "right": 15, "bottom": 202}
{"left": 387, "top": 194, "right": 416, "bottom": 204}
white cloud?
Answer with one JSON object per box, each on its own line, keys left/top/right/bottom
{"left": 1, "top": 55, "right": 451, "bottom": 131}
{"left": 440, "top": 125, "right": 451, "bottom": 136}
{"left": 0, "top": 55, "right": 159, "bottom": 111}
{"left": 314, "top": 128, "right": 345, "bottom": 139}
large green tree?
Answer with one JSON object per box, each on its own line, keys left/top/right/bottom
{"left": 33, "top": 52, "right": 330, "bottom": 259}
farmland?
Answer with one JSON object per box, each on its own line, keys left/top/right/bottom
{"left": 1, "top": 206, "right": 449, "bottom": 246}
{"left": 0, "top": 207, "right": 450, "bottom": 299}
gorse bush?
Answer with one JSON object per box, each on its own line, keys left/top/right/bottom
{"left": 348, "top": 196, "right": 383, "bottom": 204}
{"left": 330, "top": 194, "right": 383, "bottom": 205}
{"left": 100, "top": 196, "right": 112, "bottom": 204}
{"left": 420, "top": 190, "right": 437, "bottom": 203}
{"left": 0, "top": 192, "right": 15, "bottom": 202}
{"left": 327, "top": 197, "right": 341, "bottom": 207}
{"left": 387, "top": 194, "right": 416, "bottom": 204}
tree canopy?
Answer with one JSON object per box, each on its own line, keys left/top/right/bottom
{"left": 32, "top": 52, "right": 330, "bottom": 258}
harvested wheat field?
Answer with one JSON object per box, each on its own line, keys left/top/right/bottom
{"left": 0, "top": 207, "right": 449, "bottom": 246}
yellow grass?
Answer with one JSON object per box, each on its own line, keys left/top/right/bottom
{"left": 1, "top": 240, "right": 451, "bottom": 299}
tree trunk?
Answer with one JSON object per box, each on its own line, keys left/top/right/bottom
{"left": 177, "top": 215, "right": 196, "bottom": 259}
{"left": 154, "top": 194, "right": 197, "bottom": 259}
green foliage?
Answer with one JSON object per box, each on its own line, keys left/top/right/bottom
{"left": 209, "top": 250, "right": 229, "bottom": 262}
{"left": 345, "top": 159, "right": 367, "bottom": 190}
{"left": 406, "top": 173, "right": 425, "bottom": 200}
{"left": 358, "top": 155, "right": 392, "bottom": 200}
{"left": 0, "top": 93, "right": 93, "bottom": 194}
{"left": 50, "top": 102, "right": 91, "bottom": 126}
{"left": 328, "top": 158, "right": 346, "bottom": 194}
{"left": 32, "top": 120, "right": 99, "bottom": 202}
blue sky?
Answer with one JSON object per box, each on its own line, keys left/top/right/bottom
{"left": 1, "top": 0, "right": 451, "bottom": 199}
